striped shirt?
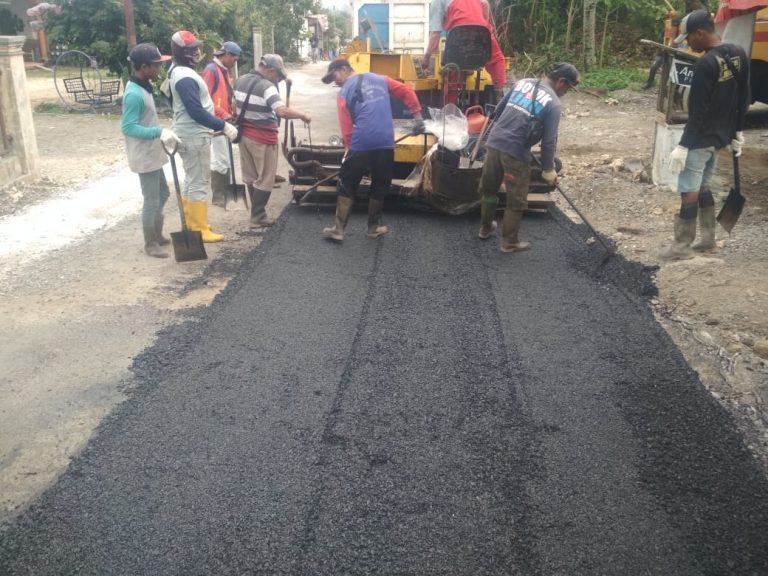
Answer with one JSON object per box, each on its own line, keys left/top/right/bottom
{"left": 233, "top": 71, "right": 284, "bottom": 145}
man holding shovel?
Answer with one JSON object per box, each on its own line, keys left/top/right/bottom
{"left": 202, "top": 40, "right": 242, "bottom": 208}
{"left": 663, "top": 9, "right": 750, "bottom": 260}
{"left": 233, "top": 54, "right": 311, "bottom": 230}
{"left": 122, "top": 43, "right": 181, "bottom": 259}
{"left": 168, "top": 30, "right": 239, "bottom": 243}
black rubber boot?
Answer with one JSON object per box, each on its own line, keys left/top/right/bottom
{"left": 143, "top": 225, "right": 169, "bottom": 258}
{"left": 500, "top": 209, "right": 530, "bottom": 253}
{"left": 249, "top": 186, "right": 274, "bottom": 228}
{"left": 210, "top": 170, "right": 228, "bottom": 207}
{"left": 661, "top": 216, "right": 697, "bottom": 260}
{"left": 366, "top": 199, "right": 389, "bottom": 238}
{"left": 154, "top": 214, "right": 170, "bottom": 246}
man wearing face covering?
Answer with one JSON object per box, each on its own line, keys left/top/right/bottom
{"left": 168, "top": 30, "right": 238, "bottom": 242}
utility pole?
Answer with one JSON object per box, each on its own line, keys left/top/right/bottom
{"left": 124, "top": 0, "right": 137, "bottom": 49}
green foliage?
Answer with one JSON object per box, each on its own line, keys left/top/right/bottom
{"left": 580, "top": 66, "right": 647, "bottom": 91}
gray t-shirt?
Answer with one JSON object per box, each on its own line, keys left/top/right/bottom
{"left": 485, "top": 77, "right": 561, "bottom": 171}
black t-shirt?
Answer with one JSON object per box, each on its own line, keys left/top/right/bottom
{"left": 680, "top": 43, "right": 750, "bottom": 150}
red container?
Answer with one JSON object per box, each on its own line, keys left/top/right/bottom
{"left": 465, "top": 105, "right": 486, "bottom": 135}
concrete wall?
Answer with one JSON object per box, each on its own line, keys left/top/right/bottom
{"left": 0, "top": 35, "right": 39, "bottom": 186}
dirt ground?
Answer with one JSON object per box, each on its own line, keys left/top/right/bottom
{"left": 1, "top": 63, "right": 767, "bottom": 520}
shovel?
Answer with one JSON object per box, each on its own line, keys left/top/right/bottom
{"left": 164, "top": 142, "right": 207, "bottom": 263}
{"left": 225, "top": 138, "right": 249, "bottom": 211}
{"left": 716, "top": 153, "right": 745, "bottom": 233}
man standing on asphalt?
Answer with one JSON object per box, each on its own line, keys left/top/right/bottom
{"left": 233, "top": 54, "right": 311, "bottom": 230}
{"left": 202, "top": 40, "right": 242, "bottom": 208}
{"left": 476, "top": 63, "right": 579, "bottom": 253}
{"left": 420, "top": 0, "right": 507, "bottom": 100}
{"left": 664, "top": 9, "right": 750, "bottom": 260}
{"left": 168, "top": 30, "right": 238, "bottom": 243}
{"left": 320, "top": 59, "right": 424, "bottom": 242}
{"left": 122, "top": 43, "right": 181, "bottom": 259}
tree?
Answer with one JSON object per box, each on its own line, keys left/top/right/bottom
{"left": 583, "top": 0, "right": 598, "bottom": 70}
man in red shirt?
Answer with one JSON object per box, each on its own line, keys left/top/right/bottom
{"left": 420, "top": 0, "right": 507, "bottom": 100}
{"left": 233, "top": 54, "right": 311, "bottom": 229}
{"left": 202, "top": 41, "right": 241, "bottom": 207}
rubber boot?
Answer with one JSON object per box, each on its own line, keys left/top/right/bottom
{"left": 661, "top": 216, "right": 696, "bottom": 260}
{"left": 500, "top": 209, "right": 530, "bottom": 253}
{"left": 367, "top": 198, "right": 389, "bottom": 238}
{"left": 187, "top": 201, "right": 224, "bottom": 243}
{"left": 143, "top": 225, "right": 169, "bottom": 258}
{"left": 323, "top": 195, "right": 354, "bottom": 242}
{"left": 210, "top": 170, "right": 228, "bottom": 208}
{"left": 692, "top": 206, "right": 716, "bottom": 252}
{"left": 154, "top": 214, "right": 170, "bottom": 246}
{"left": 249, "top": 187, "right": 274, "bottom": 228}
{"left": 478, "top": 197, "right": 498, "bottom": 239}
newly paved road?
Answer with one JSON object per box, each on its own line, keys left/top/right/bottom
{"left": 2, "top": 207, "right": 768, "bottom": 575}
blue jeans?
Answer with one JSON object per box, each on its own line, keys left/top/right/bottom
{"left": 677, "top": 146, "right": 717, "bottom": 194}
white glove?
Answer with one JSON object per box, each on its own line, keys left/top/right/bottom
{"left": 159, "top": 129, "right": 180, "bottom": 149}
{"left": 222, "top": 122, "right": 239, "bottom": 142}
{"left": 668, "top": 145, "right": 688, "bottom": 174}
{"left": 542, "top": 169, "right": 557, "bottom": 185}
{"left": 730, "top": 131, "right": 745, "bottom": 157}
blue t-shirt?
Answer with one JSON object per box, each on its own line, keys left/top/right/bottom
{"left": 340, "top": 73, "right": 395, "bottom": 151}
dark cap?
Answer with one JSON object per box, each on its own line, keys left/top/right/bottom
{"left": 549, "top": 62, "right": 580, "bottom": 87}
{"left": 259, "top": 54, "right": 288, "bottom": 80}
{"left": 214, "top": 41, "right": 242, "bottom": 57}
{"left": 322, "top": 59, "right": 352, "bottom": 84}
{"left": 128, "top": 43, "right": 171, "bottom": 68}
{"left": 675, "top": 9, "right": 713, "bottom": 44}
{"left": 171, "top": 30, "right": 203, "bottom": 48}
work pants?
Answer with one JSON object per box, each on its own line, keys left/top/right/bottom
{"left": 178, "top": 135, "right": 212, "bottom": 202}
{"left": 337, "top": 149, "right": 395, "bottom": 201}
{"left": 138, "top": 168, "right": 170, "bottom": 229}
{"left": 210, "top": 134, "right": 230, "bottom": 175}
{"left": 478, "top": 147, "right": 530, "bottom": 211}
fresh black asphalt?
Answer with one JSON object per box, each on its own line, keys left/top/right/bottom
{"left": 2, "top": 205, "right": 768, "bottom": 575}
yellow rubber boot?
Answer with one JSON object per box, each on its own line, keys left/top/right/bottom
{"left": 188, "top": 201, "right": 224, "bottom": 243}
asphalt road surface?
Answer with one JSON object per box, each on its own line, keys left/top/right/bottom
{"left": 2, "top": 206, "right": 768, "bottom": 575}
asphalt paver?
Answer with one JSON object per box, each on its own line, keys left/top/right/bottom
{"left": 2, "top": 206, "right": 768, "bottom": 575}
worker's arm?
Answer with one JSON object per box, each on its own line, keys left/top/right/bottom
{"left": 175, "top": 77, "right": 225, "bottom": 132}
{"left": 385, "top": 77, "right": 422, "bottom": 119}
{"left": 539, "top": 102, "right": 562, "bottom": 172}
{"left": 336, "top": 94, "right": 354, "bottom": 149}
{"left": 421, "top": 31, "right": 442, "bottom": 69}
{"left": 121, "top": 87, "right": 161, "bottom": 140}
{"left": 275, "top": 105, "right": 311, "bottom": 123}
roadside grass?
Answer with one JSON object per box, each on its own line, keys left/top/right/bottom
{"left": 580, "top": 66, "right": 648, "bottom": 92}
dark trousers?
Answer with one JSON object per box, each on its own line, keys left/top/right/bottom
{"left": 139, "top": 169, "right": 170, "bottom": 228}
{"left": 337, "top": 149, "right": 395, "bottom": 201}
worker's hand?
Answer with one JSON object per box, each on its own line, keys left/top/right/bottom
{"left": 668, "top": 145, "right": 688, "bottom": 174}
{"left": 410, "top": 119, "right": 426, "bottom": 135}
{"left": 730, "top": 131, "right": 745, "bottom": 157}
{"left": 542, "top": 169, "right": 557, "bottom": 185}
{"left": 222, "top": 122, "right": 239, "bottom": 142}
{"left": 420, "top": 56, "right": 430, "bottom": 72}
{"left": 302, "top": 114, "right": 312, "bottom": 125}
{"left": 159, "top": 129, "right": 181, "bottom": 149}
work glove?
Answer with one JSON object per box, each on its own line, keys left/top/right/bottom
{"left": 159, "top": 129, "right": 180, "bottom": 149}
{"left": 410, "top": 119, "right": 426, "bottom": 135}
{"left": 222, "top": 122, "right": 239, "bottom": 142}
{"left": 730, "top": 131, "right": 745, "bottom": 157}
{"left": 542, "top": 169, "right": 557, "bottom": 185}
{"left": 668, "top": 145, "right": 688, "bottom": 174}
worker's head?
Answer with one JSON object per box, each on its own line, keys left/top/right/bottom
{"left": 171, "top": 30, "right": 203, "bottom": 68}
{"left": 685, "top": 0, "right": 707, "bottom": 14}
{"left": 214, "top": 41, "right": 242, "bottom": 70}
{"left": 128, "top": 43, "right": 171, "bottom": 80}
{"left": 547, "top": 63, "right": 580, "bottom": 97}
{"left": 259, "top": 54, "right": 288, "bottom": 84}
{"left": 675, "top": 9, "right": 715, "bottom": 51}
{"left": 322, "top": 59, "right": 354, "bottom": 86}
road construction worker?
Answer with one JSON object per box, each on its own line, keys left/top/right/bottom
{"left": 233, "top": 54, "right": 311, "bottom": 230}
{"left": 122, "top": 43, "right": 180, "bottom": 259}
{"left": 320, "top": 58, "right": 424, "bottom": 242}
{"left": 477, "top": 63, "right": 579, "bottom": 253}
{"left": 168, "top": 30, "right": 238, "bottom": 243}
{"left": 202, "top": 40, "right": 241, "bottom": 208}
{"left": 420, "top": 0, "right": 507, "bottom": 100}
{"left": 663, "top": 9, "right": 750, "bottom": 260}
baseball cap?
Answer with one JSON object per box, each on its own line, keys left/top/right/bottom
{"left": 171, "top": 30, "right": 203, "bottom": 49}
{"left": 260, "top": 54, "right": 288, "bottom": 80}
{"left": 322, "top": 59, "right": 351, "bottom": 84}
{"left": 549, "top": 62, "right": 580, "bottom": 88}
{"left": 674, "top": 9, "right": 713, "bottom": 44}
{"left": 128, "top": 43, "right": 171, "bottom": 67}
{"left": 214, "top": 41, "right": 242, "bottom": 57}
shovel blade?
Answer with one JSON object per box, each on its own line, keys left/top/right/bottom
{"left": 170, "top": 230, "right": 207, "bottom": 262}
{"left": 225, "top": 183, "right": 249, "bottom": 211}
{"left": 716, "top": 186, "right": 746, "bottom": 233}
